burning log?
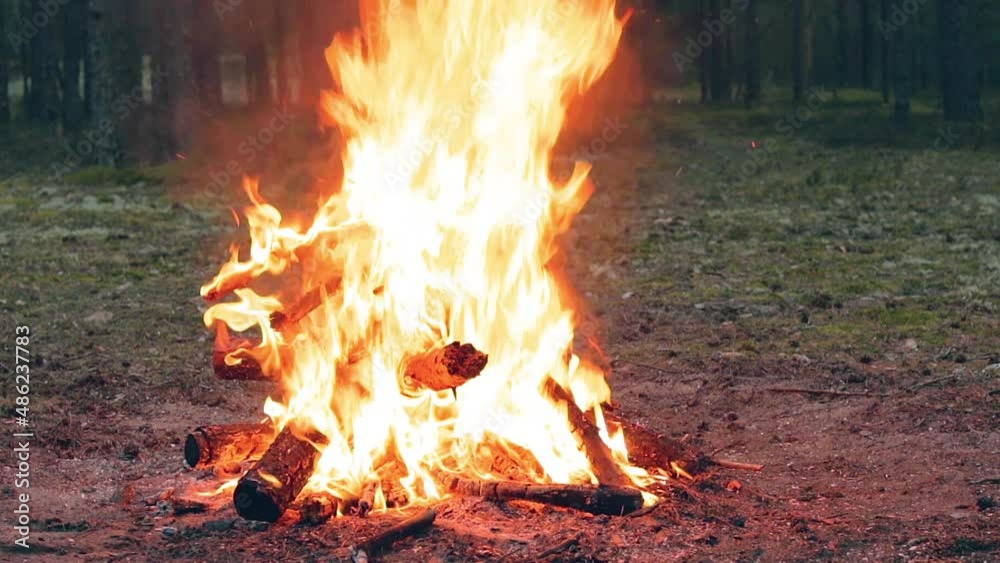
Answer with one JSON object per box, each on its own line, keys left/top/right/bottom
{"left": 233, "top": 425, "right": 322, "bottom": 522}
{"left": 355, "top": 481, "right": 378, "bottom": 517}
{"left": 184, "top": 422, "right": 275, "bottom": 469}
{"left": 213, "top": 345, "right": 274, "bottom": 381}
{"left": 298, "top": 492, "right": 339, "bottom": 525}
{"left": 381, "top": 480, "right": 410, "bottom": 509}
{"left": 269, "top": 277, "right": 343, "bottom": 332}
{"left": 602, "top": 412, "right": 710, "bottom": 475}
{"left": 214, "top": 339, "right": 488, "bottom": 389}
{"left": 202, "top": 270, "right": 256, "bottom": 302}
{"left": 405, "top": 342, "right": 488, "bottom": 391}
{"left": 352, "top": 508, "right": 437, "bottom": 562}
{"left": 543, "top": 379, "right": 633, "bottom": 488}
{"left": 441, "top": 476, "right": 643, "bottom": 516}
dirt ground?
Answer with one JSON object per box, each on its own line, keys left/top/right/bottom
{"left": 0, "top": 91, "right": 997, "bottom": 561}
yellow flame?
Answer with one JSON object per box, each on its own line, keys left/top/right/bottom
{"left": 202, "top": 0, "right": 658, "bottom": 509}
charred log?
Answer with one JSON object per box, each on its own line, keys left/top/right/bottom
{"left": 233, "top": 426, "right": 322, "bottom": 522}
{"left": 352, "top": 508, "right": 437, "bottom": 561}
{"left": 405, "top": 342, "right": 488, "bottom": 391}
{"left": 442, "top": 477, "right": 643, "bottom": 516}
{"left": 213, "top": 343, "right": 274, "bottom": 381}
{"left": 543, "top": 379, "right": 633, "bottom": 488}
{"left": 602, "top": 412, "right": 710, "bottom": 475}
{"left": 184, "top": 422, "right": 274, "bottom": 469}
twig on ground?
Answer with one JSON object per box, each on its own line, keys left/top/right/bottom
{"left": 616, "top": 358, "right": 672, "bottom": 377}
{"left": 538, "top": 534, "right": 582, "bottom": 559}
{"left": 351, "top": 508, "right": 437, "bottom": 562}
{"left": 969, "top": 477, "right": 1000, "bottom": 485}
{"left": 761, "top": 387, "right": 889, "bottom": 398}
{"left": 907, "top": 374, "right": 960, "bottom": 391}
{"left": 712, "top": 459, "right": 764, "bottom": 472}
{"left": 626, "top": 500, "right": 663, "bottom": 518}
{"left": 708, "top": 441, "right": 747, "bottom": 457}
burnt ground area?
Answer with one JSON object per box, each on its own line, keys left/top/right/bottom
{"left": 0, "top": 90, "right": 998, "bottom": 561}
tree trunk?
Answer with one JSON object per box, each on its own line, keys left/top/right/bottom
{"left": 0, "top": 5, "right": 9, "bottom": 123}
{"left": 297, "top": 0, "right": 336, "bottom": 109}
{"left": 792, "top": 0, "right": 804, "bottom": 101}
{"left": 274, "top": 1, "right": 290, "bottom": 105}
{"left": 151, "top": 0, "right": 196, "bottom": 160}
{"left": 61, "top": 0, "right": 86, "bottom": 130}
{"left": 803, "top": 1, "right": 814, "bottom": 93}
{"left": 938, "top": 0, "right": 983, "bottom": 121}
{"left": 86, "top": 0, "right": 127, "bottom": 166}
{"left": 860, "top": 0, "right": 871, "bottom": 88}
{"left": 892, "top": 17, "right": 911, "bottom": 127}
{"left": 19, "top": 0, "right": 31, "bottom": 111}
{"left": 837, "top": 0, "right": 851, "bottom": 87}
{"left": 696, "top": 0, "right": 708, "bottom": 103}
{"left": 880, "top": 0, "right": 890, "bottom": 103}
{"left": 28, "top": 0, "right": 59, "bottom": 122}
{"left": 191, "top": 1, "right": 222, "bottom": 112}
{"left": 247, "top": 39, "right": 271, "bottom": 107}
{"left": 744, "top": 0, "right": 760, "bottom": 108}
{"left": 708, "top": 0, "right": 726, "bottom": 102}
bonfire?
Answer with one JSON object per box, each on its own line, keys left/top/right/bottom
{"left": 187, "top": 0, "right": 701, "bottom": 533}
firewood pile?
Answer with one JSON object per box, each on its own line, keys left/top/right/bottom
{"left": 185, "top": 274, "right": 755, "bottom": 558}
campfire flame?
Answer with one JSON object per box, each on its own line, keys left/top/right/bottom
{"left": 201, "top": 0, "right": 655, "bottom": 510}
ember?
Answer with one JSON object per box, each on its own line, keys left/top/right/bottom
{"left": 186, "top": 0, "right": 692, "bottom": 527}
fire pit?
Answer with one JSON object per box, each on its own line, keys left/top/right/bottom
{"left": 180, "top": 0, "right": 730, "bottom": 556}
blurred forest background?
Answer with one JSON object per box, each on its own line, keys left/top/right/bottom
{"left": 0, "top": 0, "right": 995, "bottom": 181}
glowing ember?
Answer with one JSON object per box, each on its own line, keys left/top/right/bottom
{"left": 201, "top": 0, "right": 656, "bottom": 512}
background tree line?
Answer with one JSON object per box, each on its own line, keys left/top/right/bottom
{"left": 0, "top": 0, "right": 354, "bottom": 172}
{"left": 0, "top": 0, "right": 994, "bottom": 173}
{"left": 638, "top": 0, "right": 993, "bottom": 123}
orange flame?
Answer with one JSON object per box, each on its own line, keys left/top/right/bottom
{"left": 202, "top": 0, "right": 655, "bottom": 510}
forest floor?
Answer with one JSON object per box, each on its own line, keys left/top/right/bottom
{"left": 0, "top": 89, "right": 997, "bottom": 561}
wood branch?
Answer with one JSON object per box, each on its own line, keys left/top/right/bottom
{"left": 352, "top": 508, "right": 437, "bottom": 562}
{"left": 184, "top": 422, "right": 275, "bottom": 469}
{"left": 405, "top": 342, "right": 488, "bottom": 391}
{"left": 202, "top": 270, "right": 256, "bottom": 302}
{"left": 543, "top": 379, "right": 633, "bottom": 488}
{"left": 762, "top": 387, "right": 889, "bottom": 398}
{"left": 353, "top": 481, "right": 378, "bottom": 517}
{"left": 712, "top": 459, "right": 764, "bottom": 472}
{"left": 171, "top": 498, "right": 209, "bottom": 516}
{"left": 602, "top": 412, "right": 710, "bottom": 475}
{"left": 538, "top": 534, "right": 582, "bottom": 558}
{"left": 269, "top": 277, "right": 342, "bottom": 331}
{"left": 233, "top": 425, "right": 322, "bottom": 522}
{"left": 442, "top": 477, "right": 644, "bottom": 516}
